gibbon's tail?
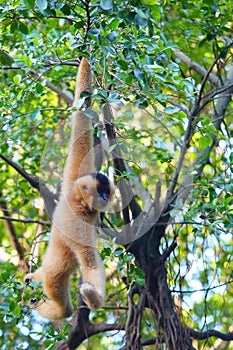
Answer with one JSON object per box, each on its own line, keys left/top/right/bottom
{"left": 73, "top": 57, "right": 92, "bottom": 108}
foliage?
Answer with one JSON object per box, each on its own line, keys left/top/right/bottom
{"left": 0, "top": 0, "right": 233, "bottom": 349}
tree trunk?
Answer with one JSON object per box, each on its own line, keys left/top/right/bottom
{"left": 126, "top": 217, "right": 195, "bottom": 350}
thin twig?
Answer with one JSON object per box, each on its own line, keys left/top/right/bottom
{"left": 0, "top": 215, "right": 50, "bottom": 226}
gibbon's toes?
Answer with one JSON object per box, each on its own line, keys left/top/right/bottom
{"left": 29, "top": 298, "right": 39, "bottom": 308}
{"left": 23, "top": 274, "right": 33, "bottom": 285}
{"left": 80, "top": 283, "right": 104, "bottom": 309}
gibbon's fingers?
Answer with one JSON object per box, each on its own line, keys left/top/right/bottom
{"left": 24, "top": 267, "right": 43, "bottom": 284}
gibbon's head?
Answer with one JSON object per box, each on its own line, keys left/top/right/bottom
{"left": 74, "top": 172, "right": 115, "bottom": 212}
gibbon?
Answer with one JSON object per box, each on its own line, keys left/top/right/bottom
{"left": 24, "top": 58, "right": 115, "bottom": 320}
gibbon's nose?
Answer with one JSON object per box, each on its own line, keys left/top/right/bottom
{"left": 101, "top": 192, "right": 109, "bottom": 202}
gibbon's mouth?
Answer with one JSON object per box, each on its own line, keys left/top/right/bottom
{"left": 96, "top": 195, "right": 109, "bottom": 206}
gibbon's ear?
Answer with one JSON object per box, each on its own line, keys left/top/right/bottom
{"left": 74, "top": 175, "right": 92, "bottom": 200}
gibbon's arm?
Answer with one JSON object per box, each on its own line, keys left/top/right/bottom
{"left": 63, "top": 58, "right": 94, "bottom": 189}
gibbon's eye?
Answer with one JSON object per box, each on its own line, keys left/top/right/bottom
{"left": 82, "top": 185, "right": 88, "bottom": 191}
{"left": 97, "top": 186, "right": 110, "bottom": 202}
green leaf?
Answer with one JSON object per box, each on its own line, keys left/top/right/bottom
{"left": 198, "top": 135, "right": 213, "bottom": 149}
{"left": 32, "top": 109, "right": 41, "bottom": 120}
{"left": 23, "top": 0, "right": 35, "bottom": 10}
{"left": 0, "top": 50, "right": 14, "bottom": 66}
{"left": 136, "top": 277, "right": 145, "bottom": 285}
{"left": 13, "top": 75, "right": 22, "bottom": 84}
{"left": 100, "top": 0, "right": 113, "bottom": 10}
{"left": 88, "top": 28, "right": 100, "bottom": 37}
{"left": 10, "top": 21, "right": 18, "bottom": 33}
{"left": 118, "top": 59, "right": 128, "bottom": 71}
{"left": 36, "top": 82, "right": 43, "bottom": 93}
{"left": 183, "top": 78, "right": 194, "bottom": 95}
{"left": 19, "top": 22, "right": 28, "bottom": 34}
{"left": 80, "top": 91, "right": 91, "bottom": 99}
{"left": 164, "top": 106, "right": 180, "bottom": 114}
{"left": 75, "top": 97, "right": 86, "bottom": 108}
{"left": 135, "top": 14, "right": 147, "bottom": 26}
{"left": 14, "top": 306, "right": 21, "bottom": 317}
{"left": 110, "top": 19, "right": 120, "bottom": 30}
{"left": 84, "top": 110, "right": 99, "bottom": 121}
{"left": 134, "top": 68, "right": 144, "bottom": 80}
{"left": 107, "top": 32, "right": 118, "bottom": 42}
{"left": 61, "top": 4, "right": 71, "bottom": 15}
{"left": 113, "top": 247, "right": 124, "bottom": 256}
{"left": 36, "top": 0, "right": 47, "bottom": 11}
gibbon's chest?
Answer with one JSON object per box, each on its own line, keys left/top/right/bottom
{"left": 52, "top": 196, "right": 97, "bottom": 247}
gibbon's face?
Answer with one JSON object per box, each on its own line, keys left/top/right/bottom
{"left": 75, "top": 173, "right": 114, "bottom": 212}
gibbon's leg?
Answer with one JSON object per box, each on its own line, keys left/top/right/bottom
{"left": 37, "top": 239, "right": 77, "bottom": 320}
{"left": 76, "top": 244, "right": 106, "bottom": 309}
{"left": 31, "top": 270, "right": 74, "bottom": 320}
{"left": 26, "top": 235, "right": 77, "bottom": 320}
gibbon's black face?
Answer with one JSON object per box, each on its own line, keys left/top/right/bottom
{"left": 94, "top": 173, "right": 111, "bottom": 203}
{"left": 92, "top": 173, "right": 113, "bottom": 209}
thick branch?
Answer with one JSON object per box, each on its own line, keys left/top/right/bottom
{"left": 125, "top": 284, "right": 145, "bottom": 350}
{"left": 0, "top": 153, "right": 39, "bottom": 188}
{"left": 189, "top": 328, "right": 233, "bottom": 341}
{"left": 102, "top": 103, "right": 141, "bottom": 226}
{"left": 173, "top": 49, "right": 220, "bottom": 86}
{"left": 0, "top": 153, "right": 57, "bottom": 217}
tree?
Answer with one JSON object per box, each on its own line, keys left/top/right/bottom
{"left": 0, "top": 0, "right": 233, "bottom": 349}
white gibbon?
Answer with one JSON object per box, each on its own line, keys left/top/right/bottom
{"left": 24, "top": 58, "right": 115, "bottom": 320}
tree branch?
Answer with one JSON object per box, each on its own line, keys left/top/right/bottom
{"left": 29, "top": 70, "right": 73, "bottom": 105}
{"left": 188, "top": 328, "right": 233, "bottom": 341}
{"left": 196, "top": 43, "right": 233, "bottom": 105}
{"left": 176, "top": 62, "right": 233, "bottom": 203}
{"left": 102, "top": 103, "right": 141, "bottom": 228}
{"left": 164, "top": 111, "right": 194, "bottom": 208}
{"left": 0, "top": 215, "right": 50, "bottom": 226}
{"left": 0, "top": 153, "right": 57, "bottom": 218}
{"left": 1, "top": 66, "right": 74, "bottom": 104}
{"left": 0, "top": 153, "right": 39, "bottom": 188}
{"left": 0, "top": 194, "right": 27, "bottom": 268}
{"left": 173, "top": 49, "right": 220, "bottom": 86}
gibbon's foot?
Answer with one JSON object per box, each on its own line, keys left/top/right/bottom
{"left": 29, "top": 298, "right": 74, "bottom": 320}
{"left": 28, "top": 298, "right": 43, "bottom": 309}
{"left": 29, "top": 298, "right": 38, "bottom": 306}
{"left": 23, "top": 273, "right": 33, "bottom": 285}
{"left": 80, "top": 282, "right": 104, "bottom": 309}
